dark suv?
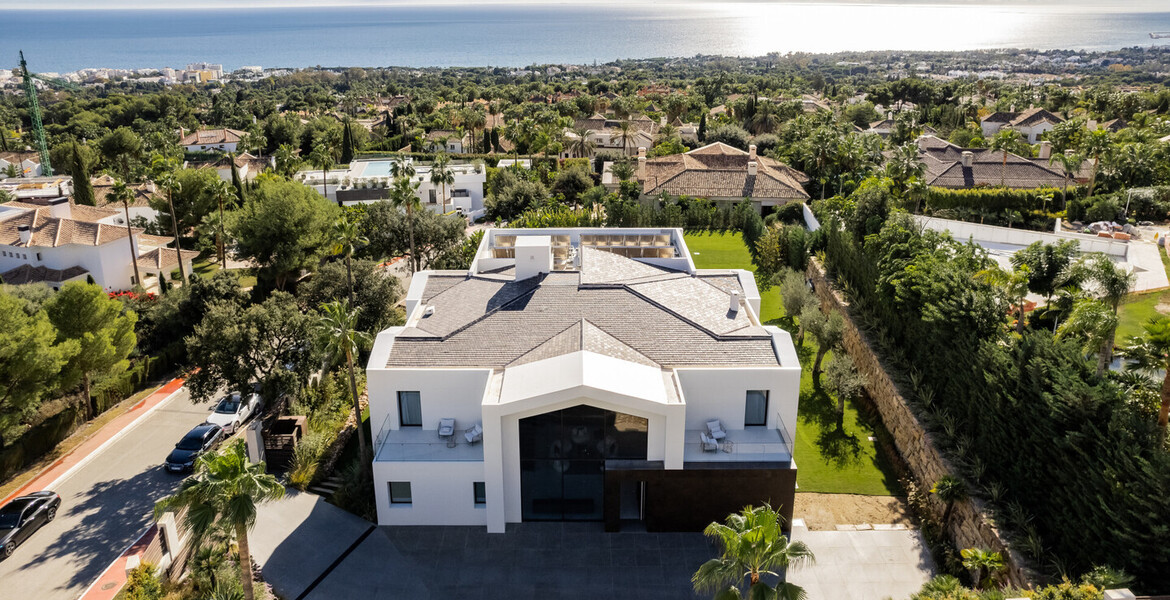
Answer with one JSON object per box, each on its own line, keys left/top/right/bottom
{"left": 165, "top": 423, "right": 224, "bottom": 473}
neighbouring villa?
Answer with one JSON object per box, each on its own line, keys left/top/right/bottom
{"left": 366, "top": 228, "right": 801, "bottom": 533}
{"left": 300, "top": 158, "right": 488, "bottom": 218}
{"left": 634, "top": 142, "right": 811, "bottom": 211}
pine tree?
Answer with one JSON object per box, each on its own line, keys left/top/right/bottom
{"left": 71, "top": 141, "right": 96, "bottom": 206}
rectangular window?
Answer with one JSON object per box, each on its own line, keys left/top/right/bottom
{"left": 35, "top": 252, "right": 41, "bottom": 261}
{"left": 745, "top": 390, "right": 768, "bottom": 426}
{"left": 473, "top": 482, "right": 486, "bottom": 505}
{"left": 389, "top": 482, "right": 412, "bottom": 504}
{"left": 397, "top": 391, "right": 422, "bottom": 427}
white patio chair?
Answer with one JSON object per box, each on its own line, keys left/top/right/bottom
{"left": 700, "top": 431, "right": 719, "bottom": 452}
{"left": 706, "top": 419, "right": 727, "bottom": 441}
{"left": 438, "top": 418, "right": 455, "bottom": 438}
{"left": 464, "top": 423, "right": 483, "bottom": 444}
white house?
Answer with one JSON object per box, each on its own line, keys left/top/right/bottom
{"left": 561, "top": 114, "right": 657, "bottom": 159}
{"left": 314, "top": 159, "right": 488, "bottom": 219}
{"left": 0, "top": 152, "right": 42, "bottom": 178}
{"left": 366, "top": 228, "right": 801, "bottom": 533}
{"left": 181, "top": 128, "right": 245, "bottom": 154}
{"left": 980, "top": 107, "right": 1064, "bottom": 144}
{"left": 0, "top": 197, "right": 195, "bottom": 291}
{"left": 423, "top": 130, "right": 471, "bottom": 154}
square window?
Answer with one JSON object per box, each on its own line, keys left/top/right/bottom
{"left": 745, "top": 390, "right": 768, "bottom": 426}
{"left": 398, "top": 391, "right": 422, "bottom": 427}
{"left": 389, "top": 481, "right": 412, "bottom": 504}
{"left": 473, "top": 482, "right": 486, "bottom": 505}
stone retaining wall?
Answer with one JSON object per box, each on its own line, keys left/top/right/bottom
{"left": 806, "top": 257, "right": 1034, "bottom": 587}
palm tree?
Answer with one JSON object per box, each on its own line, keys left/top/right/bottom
{"left": 1121, "top": 316, "right": 1170, "bottom": 441}
{"left": 960, "top": 548, "right": 1005, "bottom": 590}
{"left": 613, "top": 120, "right": 636, "bottom": 156}
{"left": 274, "top": 143, "right": 300, "bottom": 178}
{"left": 990, "top": 129, "right": 1025, "bottom": 188}
{"left": 692, "top": 504, "right": 814, "bottom": 600}
{"left": 316, "top": 301, "right": 372, "bottom": 463}
{"left": 309, "top": 142, "right": 335, "bottom": 205}
{"left": 1049, "top": 151, "right": 1083, "bottom": 209}
{"left": 429, "top": 152, "right": 455, "bottom": 214}
{"left": 389, "top": 154, "right": 415, "bottom": 180}
{"left": 1058, "top": 299, "right": 1119, "bottom": 376}
{"left": 976, "top": 264, "right": 1031, "bottom": 334}
{"left": 1077, "top": 253, "right": 1136, "bottom": 373}
{"left": 1082, "top": 128, "right": 1112, "bottom": 198}
{"left": 930, "top": 475, "right": 968, "bottom": 530}
{"left": 110, "top": 179, "right": 142, "bottom": 289}
{"left": 328, "top": 213, "right": 368, "bottom": 305}
{"left": 568, "top": 126, "right": 595, "bottom": 159}
{"left": 210, "top": 178, "right": 234, "bottom": 269}
{"left": 154, "top": 440, "right": 284, "bottom": 600}
{"left": 152, "top": 156, "right": 187, "bottom": 283}
{"left": 388, "top": 174, "right": 422, "bottom": 272}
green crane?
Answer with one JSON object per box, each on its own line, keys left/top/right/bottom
{"left": 19, "top": 50, "right": 53, "bottom": 177}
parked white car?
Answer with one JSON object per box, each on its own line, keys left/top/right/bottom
{"left": 205, "top": 391, "right": 261, "bottom": 434}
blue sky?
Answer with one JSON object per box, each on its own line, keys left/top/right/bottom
{"left": 4, "top": 0, "right": 1166, "bottom": 9}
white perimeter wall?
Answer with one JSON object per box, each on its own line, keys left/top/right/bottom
{"left": 915, "top": 215, "right": 1129, "bottom": 258}
{"left": 372, "top": 460, "right": 486, "bottom": 526}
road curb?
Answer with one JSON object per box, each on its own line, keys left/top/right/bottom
{"left": 1, "top": 377, "right": 187, "bottom": 505}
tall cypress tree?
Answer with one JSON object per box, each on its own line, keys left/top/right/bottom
{"left": 230, "top": 154, "right": 245, "bottom": 205}
{"left": 71, "top": 141, "right": 96, "bottom": 206}
{"left": 698, "top": 113, "right": 708, "bottom": 143}
{"left": 483, "top": 128, "right": 491, "bottom": 154}
{"left": 340, "top": 120, "right": 356, "bottom": 165}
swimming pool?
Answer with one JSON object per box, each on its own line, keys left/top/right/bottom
{"left": 355, "top": 161, "right": 395, "bottom": 178}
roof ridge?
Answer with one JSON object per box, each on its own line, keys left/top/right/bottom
{"left": 620, "top": 283, "right": 769, "bottom": 342}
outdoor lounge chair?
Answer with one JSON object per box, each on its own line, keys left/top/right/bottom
{"left": 706, "top": 419, "right": 726, "bottom": 441}
{"left": 700, "top": 431, "right": 719, "bottom": 452}
{"left": 438, "top": 418, "right": 456, "bottom": 438}
{"left": 465, "top": 423, "right": 483, "bottom": 444}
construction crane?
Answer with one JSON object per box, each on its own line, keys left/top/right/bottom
{"left": 19, "top": 50, "right": 52, "bottom": 177}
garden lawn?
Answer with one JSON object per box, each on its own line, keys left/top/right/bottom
{"left": 683, "top": 230, "right": 900, "bottom": 495}
{"left": 186, "top": 256, "right": 258, "bottom": 289}
{"left": 1115, "top": 243, "right": 1170, "bottom": 343}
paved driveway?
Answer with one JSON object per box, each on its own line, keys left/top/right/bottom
{"left": 0, "top": 389, "right": 213, "bottom": 600}
{"left": 253, "top": 493, "right": 935, "bottom": 600}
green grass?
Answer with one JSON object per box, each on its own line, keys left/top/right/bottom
{"left": 684, "top": 231, "right": 900, "bottom": 496}
{"left": 1116, "top": 242, "right": 1170, "bottom": 344}
{"left": 186, "top": 257, "right": 258, "bottom": 289}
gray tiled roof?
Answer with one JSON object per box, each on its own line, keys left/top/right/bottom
{"left": 387, "top": 253, "right": 778, "bottom": 369}
{"left": 579, "top": 247, "right": 680, "bottom": 285}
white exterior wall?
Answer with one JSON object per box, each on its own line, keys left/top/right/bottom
{"left": 372, "top": 461, "right": 487, "bottom": 526}
{"left": 0, "top": 238, "right": 137, "bottom": 291}
{"left": 367, "top": 367, "right": 493, "bottom": 438}
{"left": 674, "top": 366, "right": 800, "bottom": 443}
{"left": 184, "top": 142, "right": 238, "bottom": 153}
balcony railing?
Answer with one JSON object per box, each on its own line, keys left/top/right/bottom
{"left": 374, "top": 415, "right": 484, "bottom": 462}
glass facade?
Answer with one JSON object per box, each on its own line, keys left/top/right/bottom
{"left": 745, "top": 390, "right": 768, "bottom": 426}
{"left": 519, "top": 405, "right": 648, "bottom": 521}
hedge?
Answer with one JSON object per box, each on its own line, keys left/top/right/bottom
{"left": 923, "top": 187, "right": 1068, "bottom": 213}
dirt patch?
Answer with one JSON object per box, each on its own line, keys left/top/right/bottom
{"left": 1156, "top": 302, "right": 1170, "bottom": 315}
{"left": 794, "top": 493, "right": 914, "bottom": 531}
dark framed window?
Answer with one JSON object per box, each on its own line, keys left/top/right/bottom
{"left": 389, "top": 482, "right": 412, "bottom": 504}
{"left": 397, "top": 391, "right": 422, "bottom": 427}
{"left": 745, "top": 390, "right": 769, "bottom": 427}
{"left": 473, "top": 482, "right": 486, "bottom": 505}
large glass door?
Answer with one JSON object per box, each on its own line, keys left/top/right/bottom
{"left": 519, "top": 405, "right": 647, "bottom": 521}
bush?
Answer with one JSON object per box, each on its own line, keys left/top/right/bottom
{"left": 705, "top": 124, "right": 751, "bottom": 150}
{"left": 123, "top": 563, "right": 163, "bottom": 600}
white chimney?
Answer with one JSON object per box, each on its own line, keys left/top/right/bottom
{"left": 1038, "top": 141, "right": 1052, "bottom": 160}
{"left": 747, "top": 161, "right": 758, "bottom": 177}
{"left": 1087, "top": 119, "right": 1098, "bottom": 130}
{"left": 729, "top": 291, "right": 740, "bottom": 314}
{"left": 637, "top": 156, "right": 646, "bottom": 179}
{"left": 17, "top": 224, "right": 31, "bottom": 246}
{"left": 748, "top": 144, "right": 757, "bottom": 161}
{"left": 637, "top": 146, "right": 646, "bottom": 159}
{"left": 48, "top": 197, "right": 72, "bottom": 220}
{"left": 1065, "top": 149, "right": 1075, "bottom": 157}
{"left": 961, "top": 151, "right": 974, "bottom": 168}
{"left": 514, "top": 235, "right": 553, "bottom": 281}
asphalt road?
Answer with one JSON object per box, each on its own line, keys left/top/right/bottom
{"left": 0, "top": 388, "right": 213, "bottom": 600}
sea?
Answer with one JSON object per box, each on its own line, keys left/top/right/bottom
{"left": 3, "top": 3, "right": 1170, "bottom": 73}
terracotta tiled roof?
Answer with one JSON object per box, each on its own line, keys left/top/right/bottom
{"left": 181, "top": 128, "right": 245, "bottom": 146}
{"left": 135, "top": 247, "right": 200, "bottom": 271}
{"left": 639, "top": 142, "right": 810, "bottom": 200}
{"left": 92, "top": 179, "right": 158, "bottom": 210}
{"left": 3, "top": 200, "right": 120, "bottom": 224}
{"left": 0, "top": 206, "right": 138, "bottom": 248}
{"left": 0, "top": 151, "right": 39, "bottom": 165}
{"left": 0, "top": 264, "right": 88, "bottom": 285}
{"left": 982, "top": 107, "right": 1064, "bottom": 128}
{"left": 137, "top": 234, "right": 175, "bottom": 247}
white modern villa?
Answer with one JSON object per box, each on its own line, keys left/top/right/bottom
{"left": 302, "top": 158, "right": 487, "bottom": 219}
{"left": 366, "top": 228, "right": 801, "bottom": 533}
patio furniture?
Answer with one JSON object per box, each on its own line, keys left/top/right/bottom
{"left": 706, "top": 419, "right": 727, "bottom": 441}
{"left": 439, "top": 418, "right": 457, "bottom": 447}
{"left": 465, "top": 423, "right": 483, "bottom": 445}
{"left": 700, "top": 431, "right": 719, "bottom": 452}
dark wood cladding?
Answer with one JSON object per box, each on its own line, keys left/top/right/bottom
{"left": 604, "top": 461, "right": 796, "bottom": 533}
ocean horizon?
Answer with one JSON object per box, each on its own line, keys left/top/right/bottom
{"left": 3, "top": 3, "right": 1169, "bottom": 73}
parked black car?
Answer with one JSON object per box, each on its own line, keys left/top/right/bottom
{"left": 165, "top": 423, "right": 224, "bottom": 473}
{"left": 0, "top": 491, "right": 61, "bottom": 559}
